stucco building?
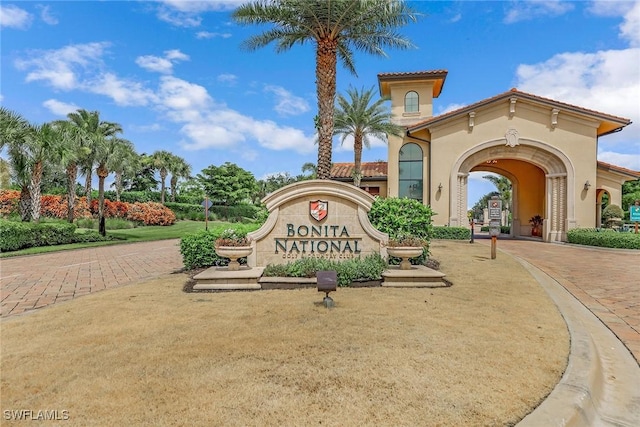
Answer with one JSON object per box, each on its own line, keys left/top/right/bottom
{"left": 331, "top": 70, "right": 639, "bottom": 242}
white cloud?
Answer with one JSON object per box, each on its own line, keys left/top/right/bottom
{"left": 0, "top": 4, "right": 32, "bottom": 29}
{"left": 264, "top": 85, "right": 310, "bottom": 116}
{"left": 598, "top": 151, "right": 640, "bottom": 170}
{"left": 136, "top": 49, "right": 189, "bottom": 74}
{"left": 155, "top": 0, "right": 244, "bottom": 27}
{"left": 334, "top": 134, "right": 388, "bottom": 153}
{"left": 437, "top": 103, "right": 467, "bottom": 115}
{"left": 587, "top": 1, "right": 635, "bottom": 17}
{"left": 15, "top": 42, "right": 110, "bottom": 90}
{"left": 515, "top": 48, "right": 640, "bottom": 124}
{"left": 158, "top": 76, "right": 212, "bottom": 112}
{"left": 88, "top": 73, "right": 158, "bottom": 107}
{"left": 37, "top": 5, "right": 58, "bottom": 25}
{"left": 504, "top": 0, "right": 574, "bottom": 24}
{"left": 196, "top": 31, "right": 232, "bottom": 39}
{"left": 217, "top": 73, "right": 238, "bottom": 85}
{"left": 42, "top": 99, "right": 78, "bottom": 116}
{"left": 620, "top": 1, "right": 640, "bottom": 47}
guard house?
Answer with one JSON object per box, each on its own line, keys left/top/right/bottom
{"left": 331, "top": 70, "right": 640, "bottom": 242}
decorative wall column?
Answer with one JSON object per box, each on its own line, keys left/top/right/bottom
{"left": 546, "top": 174, "right": 567, "bottom": 241}
{"left": 457, "top": 172, "right": 469, "bottom": 225}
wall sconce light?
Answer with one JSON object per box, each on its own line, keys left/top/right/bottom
{"left": 584, "top": 180, "right": 591, "bottom": 191}
{"left": 438, "top": 183, "right": 443, "bottom": 191}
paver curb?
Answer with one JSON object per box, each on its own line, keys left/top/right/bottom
{"left": 516, "top": 258, "right": 640, "bottom": 427}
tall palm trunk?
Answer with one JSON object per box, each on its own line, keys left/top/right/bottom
{"left": 160, "top": 169, "right": 167, "bottom": 204}
{"left": 315, "top": 39, "right": 338, "bottom": 180}
{"left": 66, "top": 163, "right": 77, "bottom": 223}
{"left": 85, "top": 170, "right": 92, "bottom": 204}
{"left": 353, "top": 133, "right": 363, "bottom": 187}
{"left": 18, "top": 185, "right": 32, "bottom": 222}
{"left": 29, "top": 161, "right": 43, "bottom": 222}
{"left": 114, "top": 170, "right": 123, "bottom": 202}
{"left": 97, "top": 165, "right": 108, "bottom": 236}
{"left": 170, "top": 176, "right": 178, "bottom": 202}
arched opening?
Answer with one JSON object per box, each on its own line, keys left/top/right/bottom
{"left": 452, "top": 139, "right": 574, "bottom": 242}
{"left": 596, "top": 189, "right": 610, "bottom": 228}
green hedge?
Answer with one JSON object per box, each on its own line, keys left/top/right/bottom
{"left": 263, "top": 254, "right": 386, "bottom": 287}
{"left": 480, "top": 226, "right": 511, "bottom": 234}
{"left": 431, "top": 226, "right": 470, "bottom": 240}
{"left": 567, "top": 228, "right": 640, "bottom": 249}
{"left": 179, "top": 223, "right": 261, "bottom": 269}
{"left": 0, "top": 219, "right": 112, "bottom": 251}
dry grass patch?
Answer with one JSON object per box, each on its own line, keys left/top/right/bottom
{"left": 0, "top": 240, "right": 568, "bottom": 426}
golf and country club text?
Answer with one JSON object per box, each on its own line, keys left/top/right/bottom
{"left": 274, "top": 223, "right": 362, "bottom": 260}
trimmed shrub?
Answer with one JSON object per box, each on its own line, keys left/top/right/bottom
{"left": 567, "top": 228, "right": 640, "bottom": 249}
{"left": 480, "top": 226, "right": 511, "bottom": 234}
{"left": 368, "top": 197, "right": 433, "bottom": 263}
{"left": 179, "top": 231, "right": 221, "bottom": 270}
{"left": 0, "top": 219, "right": 77, "bottom": 251}
{"left": 210, "top": 204, "right": 259, "bottom": 221}
{"left": 432, "top": 226, "right": 471, "bottom": 240}
{"left": 165, "top": 202, "right": 207, "bottom": 221}
{"left": 262, "top": 253, "right": 386, "bottom": 287}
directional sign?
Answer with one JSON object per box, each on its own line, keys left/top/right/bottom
{"left": 488, "top": 197, "right": 502, "bottom": 220}
{"left": 630, "top": 204, "right": 640, "bottom": 222}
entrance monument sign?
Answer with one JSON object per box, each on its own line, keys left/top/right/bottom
{"left": 247, "top": 180, "right": 388, "bottom": 268}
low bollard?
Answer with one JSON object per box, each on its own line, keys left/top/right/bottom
{"left": 316, "top": 270, "right": 337, "bottom": 308}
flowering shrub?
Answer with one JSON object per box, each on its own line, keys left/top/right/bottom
{"left": 0, "top": 190, "right": 19, "bottom": 216}
{"left": 126, "top": 202, "right": 176, "bottom": 226}
{"left": 215, "top": 228, "right": 251, "bottom": 246}
{"left": 90, "top": 199, "right": 129, "bottom": 218}
{"left": 0, "top": 190, "right": 173, "bottom": 225}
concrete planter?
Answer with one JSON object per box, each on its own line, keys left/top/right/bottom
{"left": 215, "top": 245, "right": 253, "bottom": 271}
{"left": 387, "top": 246, "right": 423, "bottom": 270}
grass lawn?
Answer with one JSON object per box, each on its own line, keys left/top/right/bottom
{"left": 0, "top": 220, "right": 260, "bottom": 258}
{"left": 0, "top": 240, "right": 569, "bottom": 426}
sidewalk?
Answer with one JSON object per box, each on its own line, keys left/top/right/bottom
{"left": 0, "top": 240, "right": 183, "bottom": 318}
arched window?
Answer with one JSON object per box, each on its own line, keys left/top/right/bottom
{"left": 399, "top": 143, "right": 423, "bottom": 201}
{"left": 404, "top": 91, "right": 419, "bottom": 113}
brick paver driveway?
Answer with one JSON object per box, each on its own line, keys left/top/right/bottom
{"left": 483, "top": 238, "right": 640, "bottom": 364}
{"left": 0, "top": 240, "right": 183, "bottom": 318}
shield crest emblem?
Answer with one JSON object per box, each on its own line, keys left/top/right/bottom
{"left": 310, "top": 200, "right": 328, "bottom": 222}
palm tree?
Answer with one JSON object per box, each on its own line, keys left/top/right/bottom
{"left": 334, "top": 86, "right": 404, "bottom": 187}
{"left": 0, "top": 158, "right": 11, "bottom": 189}
{"left": 66, "top": 110, "right": 122, "bottom": 205}
{"left": 51, "top": 120, "right": 86, "bottom": 222}
{"left": 233, "top": 0, "right": 417, "bottom": 180}
{"left": 95, "top": 137, "right": 135, "bottom": 236}
{"left": 111, "top": 142, "right": 139, "bottom": 202}
{"left": 0, "top": 108, "right": 32, "bottom": 220}
{"left": 150, "top": 150, "right": 174, "bottom": 204}
{"left": 27, "top": 123, "right": 69, "bottom": 222}
{"left": 168, "top": 155, "right": 192, "bottom": 202}
{"left": 301, "top": 162, "right": 317, "bottom": 179}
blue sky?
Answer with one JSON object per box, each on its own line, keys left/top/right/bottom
{"left": 1, "top": 0, "right": 639, "bottom": 209}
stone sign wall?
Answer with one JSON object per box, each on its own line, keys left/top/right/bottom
{"left": 247, "top": 180, "right": 388, "bottom": 267}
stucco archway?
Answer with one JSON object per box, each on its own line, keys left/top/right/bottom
{"left": 450, "top": 138, "right": 575, "bottom": 242}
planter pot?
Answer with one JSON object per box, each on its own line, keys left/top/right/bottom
{"left": 215, "top": 245, "right": 253, "bottom": 271}
{"left": 531, "top": 227, "right": 542, "bottom": 237}
{"left": 387, "top": 246, "right": 424, "bottom": 270}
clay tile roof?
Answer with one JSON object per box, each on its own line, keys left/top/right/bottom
{"left": 597, "top": 161, "right": 640, "bottom": 178}
{"left": 330, "top": 161, "right": 388, "bottom": 179}
{"left": 408, "top": 88, "right": 631, "bottom": 135}
{"left": 377, "top": 70, "right": 448, "bottom": 78}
